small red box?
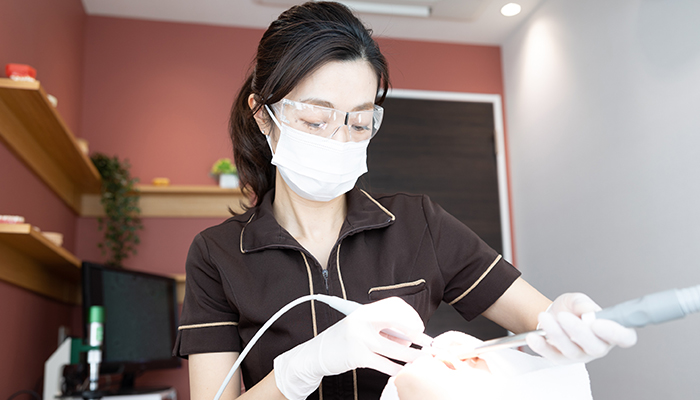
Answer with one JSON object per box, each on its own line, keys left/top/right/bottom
{"left": 6, "top": 63, "right": 37, "bottom": 80}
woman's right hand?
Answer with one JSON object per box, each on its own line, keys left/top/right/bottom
{"left": 274, "top": 297, "right": 427, "bottom": 400}
{"left": 527, "top": 293, "right": 637, "bottom": 364}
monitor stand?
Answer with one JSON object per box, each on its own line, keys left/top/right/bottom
{"left": 74, "top": 387, "right": 175, "bottom": 400}
{"left": 74, "top": 372, "right": 171, "bottom": 398}
{"left": 113, "top": 372, "right": 171, "bottom": 396}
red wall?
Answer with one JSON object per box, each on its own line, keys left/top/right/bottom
{"left": 80, "top": 17, "right": 262, "bottom": 186}
{"left": 0, "top": 0, "right": 86, "bottom": 397}
{"left": 1, "top": 8, "right": 505, "bottom": 400}
{"left": 378, "top": 38, "right": 504, "bottom": 95}
{"left": 79, "top": 18, "right": 505, "bottom": 188}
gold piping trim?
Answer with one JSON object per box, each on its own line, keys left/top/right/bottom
{"left": 448, "top": 255, "right": 502, "bottom": 306}
{"left": 301, "top": 252, "right": 319, "bottom": 337}
{"left": 352, "top": 369, "right": 358, "bottom": 400}
{"left": 335, "top": 242, "right": 358, "bottom": 400}
{"left": 302, "top": 252, "right": 322, "bottom": 399}
{"left": 359, "top": 189, "right": 396, "bottom": 221}
{"left": 239, "top": 213, "right": 256, "bottom": 253}
{"left": 336, "top": 242, "right": 348, "bottom": 301}
{"left": 178, "top": 321, "right": 237, "bottom": 330}
{"left": 368, "top": 279, "right": 426, "bottom": 295}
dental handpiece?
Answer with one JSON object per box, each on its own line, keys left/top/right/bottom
{"left": 458, "top": 284, "right": 700, "bottom": 359}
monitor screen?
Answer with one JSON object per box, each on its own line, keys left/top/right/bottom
{"left": 82, "top": 262, "right": 181, "bottom": 387}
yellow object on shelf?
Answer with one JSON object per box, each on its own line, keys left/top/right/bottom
{"left": 152, "top": 177, "right": 171, "bottom": 186}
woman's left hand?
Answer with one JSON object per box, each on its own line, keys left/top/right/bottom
{"left": 527, "top": 293, "right": 638, "bottom": 364}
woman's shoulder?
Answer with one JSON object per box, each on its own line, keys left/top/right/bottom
{"left": 360, "top": 189, "right": 453, "bottom": 225}
{"left": 197, "top": 207, "right": 257, "bottom": 240}
{"left": 362, "top": 190, "right": 431, "bottom": 212}
{"left": 369, "top": 191, "right": 426, "bottom": 202}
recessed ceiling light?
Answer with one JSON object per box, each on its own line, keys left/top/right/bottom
{"left": 501, "top": 3, "right": 522, "bottom": 17}
{"left": 337, "top": 1, "right": 431, "bottom": 18}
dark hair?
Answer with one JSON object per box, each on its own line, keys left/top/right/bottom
{"left": 230, "top": 1, "right": 390, "bottom": 209}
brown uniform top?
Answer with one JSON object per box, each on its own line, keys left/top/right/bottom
{"left": 174, "top": 188, "right": 520, "bottom": 400}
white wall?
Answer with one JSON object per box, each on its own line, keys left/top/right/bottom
{"left": 502, "top": 1, "right": 700, "bottom": 398}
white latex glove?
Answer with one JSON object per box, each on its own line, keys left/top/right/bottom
{"left": 527, "top": 293, "right": 638, "bottom": 364}
{"left": 274, "top": 297, "right": 427, "bottom": 400}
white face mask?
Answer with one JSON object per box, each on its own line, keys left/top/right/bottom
{"left": 265, "top": 105, "right": 369, "bottom": 202}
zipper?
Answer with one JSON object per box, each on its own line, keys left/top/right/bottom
{"left": 322, "top": 269, "right": 329, "bottom": 294}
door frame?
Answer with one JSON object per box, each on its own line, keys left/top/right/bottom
{"left": 386, "top": 88, "right": 513, "bottom": 263}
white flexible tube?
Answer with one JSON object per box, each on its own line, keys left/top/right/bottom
{"left": 212, "top": 294, "right": 361, "bottom": 400}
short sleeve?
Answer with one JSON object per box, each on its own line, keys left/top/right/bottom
{"left": 173, "top": 233, "right": 242, "bottom": 358}
{"left": 422, "top": 195, "right": 521, "bottom": 321}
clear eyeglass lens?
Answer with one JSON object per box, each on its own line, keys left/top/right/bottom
{"left": 274, "top": 99, "right": 383, "bottom": 142}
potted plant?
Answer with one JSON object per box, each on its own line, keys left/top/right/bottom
{"left": 90, "top": 153, "right": 143, "bottom": 267}
{"left": 211, "top": 158, "right": 239, "bottom": 188}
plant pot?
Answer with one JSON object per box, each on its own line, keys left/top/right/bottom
{"left": 219, "top": 174, "right": 239, "bottom": 189}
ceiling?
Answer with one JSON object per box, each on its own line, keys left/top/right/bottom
{"left": 81, "top": 0, "right": 544, "bottom": 45}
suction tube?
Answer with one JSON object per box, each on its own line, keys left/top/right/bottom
{"left": 593, "top": 284, "right": 700, "bottom": 328}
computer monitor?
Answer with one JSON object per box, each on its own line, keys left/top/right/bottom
{"left": 81, "top": 262, "right": 181, "bottom": 390}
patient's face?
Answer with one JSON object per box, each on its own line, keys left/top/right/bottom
{"left": 393, "top": 355, "right": 495, "bottom": 400}
{"left": 429, "top": 330, "right": 491, "bottom": 371}
{"left": 392, "top": 331, "right": 496, "bottom": 400}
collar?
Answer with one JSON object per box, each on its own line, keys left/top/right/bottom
{"left": 239, "top": 187, "right": 395, "bottom": 254}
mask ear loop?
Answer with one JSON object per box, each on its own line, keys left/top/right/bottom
{"left": 264, "top": 104, "right": 283, "bottom": 131}
{"left": 264, "top": 104, "right": 283, "bottom": 156}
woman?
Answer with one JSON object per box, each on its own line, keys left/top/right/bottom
{"left": 174, "top": 2, "right": 636, "bottom": 400}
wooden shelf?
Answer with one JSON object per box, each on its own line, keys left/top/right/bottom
{"left": 81, "top": 184, "right": 249, "bottom": 218}
{"left": 0, "top": 224, "right": 81, "bottom": 304}
{"left": 0, "top": 78, "right": 101, "bottom": 214}
{"left": 0, "top": 79, "right": 236, "bottom": 303}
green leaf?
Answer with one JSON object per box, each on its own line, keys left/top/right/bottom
{"left": 90, "top": 152, "right": 143, "bottom": 268}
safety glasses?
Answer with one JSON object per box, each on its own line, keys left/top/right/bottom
{"left": 270, "top": 98, "right": 384, "bottom": 142}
